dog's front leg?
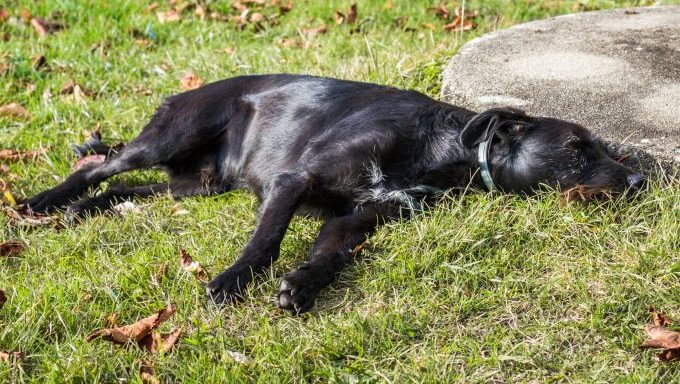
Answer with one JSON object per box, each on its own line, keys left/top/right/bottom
{"left": 277, "top": 202, "right": 400, "bottom": 314}
{"left": 207, "top": 172, "right": 314, "bottom": 304}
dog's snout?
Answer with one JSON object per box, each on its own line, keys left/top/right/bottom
{"left": 626, "top": 173, "right": 646, "bottom": 191}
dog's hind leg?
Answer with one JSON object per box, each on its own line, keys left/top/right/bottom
{"left": 277, "top": 202, "right": 401, "bottom": 314}
{"left": 26, "top": 143, "right": 162, "bottom": 213}
{"left": 206, "top": 172, "right": 315, "bottom": 304}
{"left": 64, "top": 176, "right": 231, "bottom": 217}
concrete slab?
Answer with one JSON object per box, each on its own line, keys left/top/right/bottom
{"left": 442, "top": 6, "right": 680, "bottom": 174}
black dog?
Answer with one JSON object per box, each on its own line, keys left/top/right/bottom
{"left": 26, "top": 74, "right": 645, "bottom": 314}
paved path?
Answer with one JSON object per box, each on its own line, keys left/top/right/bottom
{"left": 442, "top": 6, "right": 680, "bottom": 173}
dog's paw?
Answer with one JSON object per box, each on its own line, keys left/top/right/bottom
{"left": 206, "top": 267, "right": 254, "bottom": 305}
{"left": 26, "top": 190, "right": 64, "bottom": 213}
{"left": 277, "top": 266, "right": 320, "bottom": 315}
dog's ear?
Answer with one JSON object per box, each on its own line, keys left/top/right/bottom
{"left": 459, "top": 107, "right": 529, "bottom": 148}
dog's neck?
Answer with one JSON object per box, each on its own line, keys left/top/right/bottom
{"left": 417, "top": 106, "right": 495, "bottom": 191}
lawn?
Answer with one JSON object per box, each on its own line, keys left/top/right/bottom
{"left": 1, "top": 0, "right": 679, "bottom": 382}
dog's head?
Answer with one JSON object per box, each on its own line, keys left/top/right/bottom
{"left": 459, "top": 107, "right": 646, "bottom": 196}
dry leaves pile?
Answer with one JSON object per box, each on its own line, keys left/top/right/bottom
{"left": 641, "top": 308, "right": 680, "bottom": 362}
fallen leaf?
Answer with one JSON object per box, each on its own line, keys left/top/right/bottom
{"left": 444, "top": 16, "right": 474, "bottom": 31}
{"left": 223, "top": 46, "right": 236, "bottom": 54}
{"left": 20, "top": 9, "right": 31, "bottom": 23}
{"left": 73, "top": 154, "right": 106, "bottom": 171}
{"left": 180, "top": 72, "right": 203, "bottom": 91}
{"left": 0, "top": 148, "right": 46, "bottom": 162}
{"left": 0, "top": 290, "right": 6, "bottom": 309}
{"left": 0, "top": 103, "right": 31, "bottom": 119}
{"left": 430, "top": 4, "right": 451, "bottom": 20}
{"left": 138, "top": 327, "right": 183, "bottom": 354}
{"left": 301, "top": 24, "right": 328, "bottom": 37}
{"left": 650, "top": 308, "right": 671, "bottom": 327}
{"left": 113, "top": 201, "right": 142, "bottom": 214}
{"left": 106, "top": 312, "right": 119, "bottom": 327}
{"left": 3, "top": 206, "right": 61, "bottom": 227}
{"left": 641, "top": 325, "right": 680, "bottom": 350}
{"left": 86, "top": 304, "right": 175, "bottom": 344}
{"left": 134, "top": 85, "right": 153, "bottom": 95}
{"left": 195, "top": 4, "right": 206, "bottom": 19}
{"left": 277, "top": 1, "right": 293, "bottom": 14}
{"left": 443, "top": 7, "right": 477, "bottom": 32}
{"left": 153, "top": 263, "right": 168, "bottom": 285}
{"left": 145, "top": 2, "right": 160, "bottom": 13}
{"left": 225, "top": 350, "right": 252, "bottom": 364}
{"left": 277, "top": 37, "right": 303, "bottom": 48}
{"left": 180, "top": 249, "right": 211, "bottom": 282}
{"left": 30, "top": 17, "right": 64, "bottom": 37}
{"left": 0, "top": 240, "right": 26, "bottom": 258}
{"left": 170, "top": 204, "right": 189, "bottom": 216}
{"left": 32, "top": 54, "right": 49, "bottom": 71}
{"left": 140, "top": 363, "right": 159, "bottom": 384}
{"left": 157, "top": 9, "right": 181, "bottom": 23}
{"left": 0, "top": 351, "right": 24, "bottom": 364}
{"left": 640, "top": 309, "right": 680, "bottom": 362}
{"left": 3, "top": 190, "right": 17, "bottom": 206}
{"left": 334, "top": 3, "right": 357, "bottom": 25}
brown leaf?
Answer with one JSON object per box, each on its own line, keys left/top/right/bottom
{"left": 0, "top": 148, "right": 46, "bottom": 162}
{"left": 195, "top": 4, "right": 206, "bottom": 19}
{"left": 641, "top": 325, "right": 680, "bottom": 350}
{"left": 138, "top": 327, "right": 183, "bottom": 354}
{"left": 650, "top": 307, "right": 671, "bottom": 327}
{"left": 0, "top": 103, "right": 31, "bottom": 120}
{"left": 334, "top": 3, "right": 357, "bottom": 25}
{"left": 0, "top": 351, "right": 24, "bottom": 364}
{"left": 73, "top": 154, "right": 106, "bottom": 171}
{"left": 20, "top": 9, "right": 31, "bottom": 23}
{"left": 30, "top": 18, "right": 64, "bottom": 37}
{"left": 430, "top": 4, "right": 451, "bottom": 20}
{"left": 86, "top": 304, "right": 175, "bottom": 344}
{"left": 301, "top": 24, "right": 328, "bottom": 37}
{"left": 140, "top": 363, "right": 159, "bottom": 384}
{"left": 3, "top": 206, "right": 61, "bottom": 228}
{"left": 156, "top": 9, "right": 181, "bottom": 23}
{"left": 0, "top": 240, "right": 26, "bottom": 258}
{"left": 658, "top": 348, "right": 680, "bottom": 362}
{"left": 443, "top": 15, "right": 475, "bottom": 32}
{"left": 277, "top": 37, "right": 303, "bottom": 48}
{"left": 180, "top": 249, "right": 211, "bottom": 282}
{"left": 180, "top": 72, "right": 203, "bottom": 91}
{"left": 32, "top": 54, "right": 49, "bottom": 71}
{"left": 277, "top": 1, "right": 293, "bottom": 14}
{"left": 106, "top": 312, "right": 119, "bottom": 327}
{"left": 145, "top": 2, "right": 160, "bottom": 13}
{"left": 0, "top": 9, "right": 9, "bottom": 23}
{"left": 0, "top": 290, "right": 6, "bottom": 309}
{"left": 152, "top": 263, "right": 168, "bottom": 286}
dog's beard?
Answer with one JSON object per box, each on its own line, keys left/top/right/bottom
{"left": 560, "top": 184, "right": 613, "bottom": 202}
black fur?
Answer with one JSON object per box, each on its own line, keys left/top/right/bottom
{"left": 26, "top": 74, "right": 645, "bottom": 314}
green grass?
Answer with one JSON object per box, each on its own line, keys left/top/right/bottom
{"left": 1, "top": 0, "right": 679, "bottom": 382}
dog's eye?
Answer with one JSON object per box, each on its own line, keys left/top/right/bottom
{"left": 511, "top": 124, "right": 527, "bottom": 135}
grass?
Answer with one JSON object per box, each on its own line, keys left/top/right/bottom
{"left": 1, "top": 0, "right": 679, "bottom": 382}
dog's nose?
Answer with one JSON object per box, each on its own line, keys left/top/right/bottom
{"left": 626, "top": 173, "right": 646, "bottom": 191}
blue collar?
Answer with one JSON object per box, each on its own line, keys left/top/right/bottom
{"left": 478, "top": 137, "right": 496, "bottom": 192}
